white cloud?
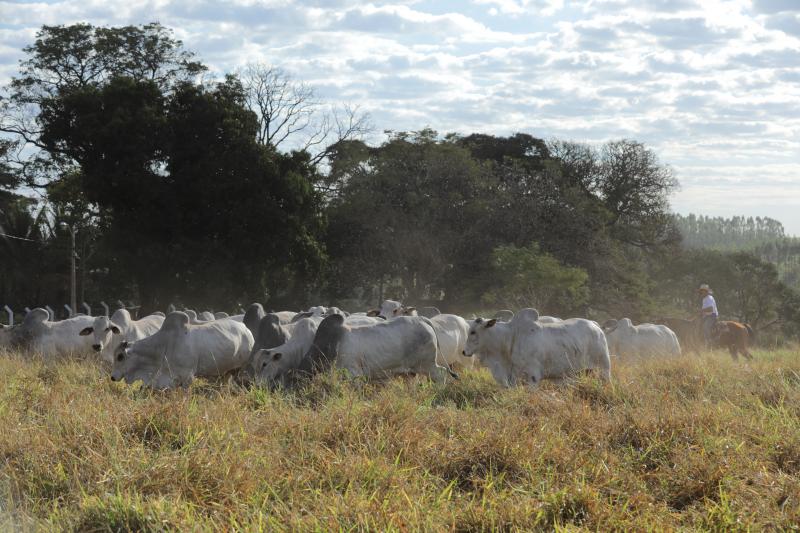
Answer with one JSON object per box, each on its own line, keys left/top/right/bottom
{"left": 472, "top": 0, "right": 564, "bottom": 17}
{"left": 0, "top": 0, "right": 798, "bottom": 233}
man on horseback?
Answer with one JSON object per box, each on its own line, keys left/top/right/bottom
{"left": 698, "top": 284, "right": 718, "bottom": 348}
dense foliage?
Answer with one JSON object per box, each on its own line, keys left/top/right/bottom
{"left": 1, "top": 23, "right": 798, "bottom": 338}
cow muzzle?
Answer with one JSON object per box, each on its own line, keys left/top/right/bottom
{"left": 92, "top": 344, "right": 102, "bottom": 352}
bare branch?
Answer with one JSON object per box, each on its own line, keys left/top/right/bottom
{"left": 309, "top": 104, "right": 372, "bottom": 167}
{"left": 239, "top": 62, "right": 371, "bottom": 167}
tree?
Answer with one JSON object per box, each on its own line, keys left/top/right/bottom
{"left": 1, "top": 22, "right": 205, "bottom": 188}
{"left": 162, "top": 77, "right": 326, "bottom": 307}
{"left": 482, "top": 243, "right": 589, "bottom": 315}
{"left": 457, "top": 134, "right": 673, "bottom": 317}
{"left": 239, "top": 63, "right": 370, "bottom": 166}
{"left": 598, "top": 140, "right": 680, "bottom": 248}
{"left": 324, "top": 130, "right": 490, "bottom": 304}
{"left": 0, "top": 138, "right": 22, "bottom": 216}
{"left": 36, "top": 73, "right": 326, "bottom": 309}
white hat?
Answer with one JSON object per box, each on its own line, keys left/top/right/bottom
{"left": 698, "top": 284, "right": 712, "bottom": 293}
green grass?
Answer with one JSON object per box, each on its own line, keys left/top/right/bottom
{"left": 0, "top": 348, "right": 799, "bottom": 531}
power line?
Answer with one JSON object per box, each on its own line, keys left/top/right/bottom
{"left": 0, "top": 232, "right": 40, "bottom": 243}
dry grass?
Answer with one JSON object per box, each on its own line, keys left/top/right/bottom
{"left": 0, "top": 347, "right": 799, "bottom": 531}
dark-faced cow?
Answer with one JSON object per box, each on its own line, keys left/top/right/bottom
{"left": 256, "top": 315, "right": 457, "bottom": 388}
{"left": 243, "top": 303, "right": 267, "bottom": 337}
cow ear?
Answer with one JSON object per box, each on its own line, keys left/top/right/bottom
{"left": 79, "top": 327, "right": 94, "bottom": 336}
{"left": 404, "top": 306, "right": 416, "bottom": 314}
{"left": 486, "top": 319, "right": 497, "bottom": 328}
{"left": 109, "top": 324, "right": 121, "bottom": 334}
{"left": 366, "top": 309, "right": 380, "bottom": 317}
{"left": 272, "top": 352, "right": 283, "bottom": 361}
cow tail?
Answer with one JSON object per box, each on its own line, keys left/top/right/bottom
{"left": 420, "top": 317, "right": 459, "bottom": 380}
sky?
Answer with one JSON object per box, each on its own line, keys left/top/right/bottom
{"left": 1, "top": 0, "right": 799, "bottom": 234}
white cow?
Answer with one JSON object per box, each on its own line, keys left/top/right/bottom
{"left": 247, "top": 313, "right": 382, "bottom": 379}
{"left": 248, "top": 316, "right": 324, "bottom": 381}
{"left": 537, "top": 316, "right": 562, "bottom": 324}
{"left": 0, "top": 323, "right": 18, "bottom": 349}
{"left": 239, "top": 313, "right": 295, "bottom": 382}
{"left": 253, "top": 313, "right": 369, "bottom": 358}
{"left": 511, "top": 309, "right": 562, "bottom": 325}
{"left": 183, "top": 310, "right": 209, "bottom": 324}
{"left": 255, "top": 315, "right": 457, "bottom": 388}
{"left": 323, "top": 306, "right": 349, "bottom": 317}
{"left": 111, "top": 312, "right": 254, "bottom": 389}
{"left": 78, "top": 309, "right": 164, "bottom": 363}
{"left": 603, "top": 318, "right": 681, "bottom": 358}
{"left": 493, "top": 309, "right": 515, "bottom": 321}
{"left": 373, "top": 299, "right": 417, "bottom": 320}
{"left": 418, "top": 306, "right": 441, "bottom": 318}
{"left": 463, "top": 309, "right": 611, "bottom": 388}
{"left": 429, "top": 314, "right": 472, "bottom": 368}
{"left": 494, "top": 309, "right": 561, "bottom": 323}
{"left": 243, "top": 303, "right": 266, "bottom": 336}
{"left": 275, "top": 311, "right": 297, "bottom": 324}
{"left": 13, "top": 308, "right": 95, "bottom": 358}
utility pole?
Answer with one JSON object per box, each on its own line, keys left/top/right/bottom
{"left": 69, "top": 225, "right": 77, "bottom": 316}
{"left": 61, "top": 222, "right": 77, "bottom": 317}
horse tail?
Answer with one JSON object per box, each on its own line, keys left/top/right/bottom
{"left": 744, "top": 323, "right": 755, "bottom": 342}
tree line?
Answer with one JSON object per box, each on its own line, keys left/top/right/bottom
{"left": 1, "top": 23, "right": 798, "bottom": 338}
{"left": 676, "top": 214, "right": 800, "bottom": 291}
{"left": 676, "top": 214, "right": 787, "bottom": 250}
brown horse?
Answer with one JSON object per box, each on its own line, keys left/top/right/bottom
{"left": 712, "top": 321, "right": 755, "bottom": 360}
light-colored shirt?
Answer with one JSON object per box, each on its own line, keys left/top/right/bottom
{"left": 702, "top": 294, "right": 718, "bottom": 316}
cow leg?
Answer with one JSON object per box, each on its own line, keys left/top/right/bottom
{"left": 596, "top": 365, "right": 612, "bottom": 382}
{"left": 426, "top": 361, "right": 455, "bottom": 384}
{"left": 520, "top": 369, "right": 541, "bottom": 390}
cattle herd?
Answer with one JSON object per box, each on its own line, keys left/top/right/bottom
{"left": 0, "top": 299, "right": 756, "bottom": 390}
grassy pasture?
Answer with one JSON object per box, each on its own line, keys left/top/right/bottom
{"left": 0, "top": 348, "right": 798, "bottom": 531}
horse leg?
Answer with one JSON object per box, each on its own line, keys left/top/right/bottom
{"left": 729, "top": 346, "right": 739, "bottom": 361}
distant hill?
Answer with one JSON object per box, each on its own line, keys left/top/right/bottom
{"left": 675, "top": 214, "right": 800, "bottom": 289}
